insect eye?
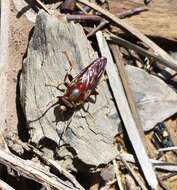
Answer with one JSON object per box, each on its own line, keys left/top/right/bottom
{"left": 71, "top": 88, "right": 81, "bottom": 98}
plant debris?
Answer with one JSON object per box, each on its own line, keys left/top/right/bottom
{"left": 1, "top": 0, "right": 177, "bottom": 189}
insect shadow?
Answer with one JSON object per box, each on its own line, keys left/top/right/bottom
{"left": 28, "top": 98, "right": 72, "bottom": 124}
{"left": 51, "top": 96, "right": 96, "bottom": 124}
{"left": 28, "top": 95, "right": 95, "bottom": 125}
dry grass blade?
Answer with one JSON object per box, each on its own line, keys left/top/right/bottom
{"left": 87, "top": 19, "right": 109, "bottom": 38}
{"left": 125, "top": 174, "right": 138, "bottom": 190}
{"left": 119, "top": 152, "right": 177, "bottom": 173}
{"left": 118, "top": 155, "right": 148, "bottom": 190}
{"left": 113, "top": 159, "right": 124, "bottom": 190}
{"left": 34, "top": 0, "right": 51, "bottom": 14}
{"left": 158, "top": 146, "right": 177, "bottom": 152}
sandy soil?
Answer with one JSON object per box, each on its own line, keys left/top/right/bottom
{"left": 6, "top": 1, "right": 33, "bottom": 137}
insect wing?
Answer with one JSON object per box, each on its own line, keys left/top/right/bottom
{"left": 72, "top": 57, "right": 107, "bottom": 90}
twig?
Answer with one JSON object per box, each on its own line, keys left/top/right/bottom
{"left": 65, "top": 14, "right": 103, "bottom": 22}
{"left": 11, "top": 138, "right": 85, "bottom": 190}
{"left": 110, "top": 44, "right": 152, "bottom": 156}
{"left": 66, "top": 7, "right": 147, "bottom": 37}
{"left": 157, "top": 175, "right": 170, "bottom": 190}
{"left": 96, "top": 31, "right": 158, "bottom": 189}
{"left": 125, "top": 174, "right": 139, "bottom": 190}
{"left": 119, "top": 152, "right": 177, "bottom": 173}
{"left": 113, "top": 159, "right": 124, "bottom": 190}
{"left": 34, "top": 0, "right": 51, "bottom": 14}
{"left": 158, "top": 146, "right": 177, "bottom": 152}
{"left": 0, "top": 148, "right": 79, "bottom": 190}
{"left": 0, "top": 179, "right": 15, "bottom": 190}
{"left": 160, "top": 173, "right": 177, "bottom": 181}
{"left": 107, "top": 34, "right": 177, "bottom": 72}
{"left": 66, "top": 6, "right": 147, "bottom": 24}
{"left": 76, "top": 3, "right": 88, "bottom": 14}
{"left": 116, "top": 6, "right": 148, "bottom": 19}
{"left": 77, "top": 0, "right": 177, "bottom": 71}
{"left": 87, "top": 19, "right": 109, "bottom": 37}
{"left": 118, "top": 154, "right": 148, "bottom": 190}
{"left": 49, "top": 159, "right": 84, "bottom": 190}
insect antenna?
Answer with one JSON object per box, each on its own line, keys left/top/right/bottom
{"left": 28, "top": 101, "right": 60, "bottom": 123}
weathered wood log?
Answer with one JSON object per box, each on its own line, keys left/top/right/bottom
{"left": 20, "top": 11, "right": 120, "bottom": 170}
{"left": 20, "top": 11, "right": 177, "bottom": 173}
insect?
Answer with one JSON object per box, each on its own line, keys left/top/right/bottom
{"left": 29, "top": 56, "right": 107, "bottom": 124}
{"left": 57, "top": 56, "right": 107, "bottom": 113}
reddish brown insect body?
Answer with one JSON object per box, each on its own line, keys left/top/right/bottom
{"left": 58, "top": 57, "right": 107, "bottom": 111}
{"left": 29, "top": 57, "right": 107, "bottom": 123}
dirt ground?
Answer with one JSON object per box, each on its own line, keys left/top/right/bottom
{"left": 6, "top": 1, "right": 32, "bottom": 137}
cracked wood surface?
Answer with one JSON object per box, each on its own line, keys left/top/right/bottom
{"left": 20, "top": 11, "right": 119, "bottom": 170}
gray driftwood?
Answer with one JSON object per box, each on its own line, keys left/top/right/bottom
{"left": 0, "top": 148, "right": 79, "bottom": 190}
{"left": 20, "top": 11, "right": 120, "bottom": 170}
{"left": 126, "top": 65, "right": 177, "bottom": 131}
{"left": 96, "top": 31, "right": 158, "bottom": 189}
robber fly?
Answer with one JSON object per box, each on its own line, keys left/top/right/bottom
{"left": 57, "top": 56, "right": 107, "bottom": 113}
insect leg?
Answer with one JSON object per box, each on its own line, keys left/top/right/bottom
{"left": 45, "top": 83, "right": 67, "bottom": 92}
{"left": 45, "top": 50, "right": 74, "bottom": 91}
{"left": 46, "top": 98, "right": 58, "bottom": 107}
{"left": 99, "top": 75, "right": 108, "bottom": 84}
{"left": 64, "top": 72, "right": 73, "bottom": 83}
{"left": 63, "top": 117, "right": 72, "bottom": 134}
{"left": 57, "top": 82, "right": 68, "bottom": 91}
{"left": 63, "top": 50, "right": 75, "bottom": 72}
{"left": 28, "top": 100, "right": 60, "bottom": 123}
{"left": 81, "top": 104, "right": 95, "bottom": 120}
{"left": 61, "top": 105, "right": 78, "bottom": 135}
{"left": 87, "top": 91, "right": 98, "bottom": 104}
{"left": 91, "top": 90, "right": 99, "bottom": 96}
{"left": 81, "top": 103, "right": 90, "bottom": 113}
